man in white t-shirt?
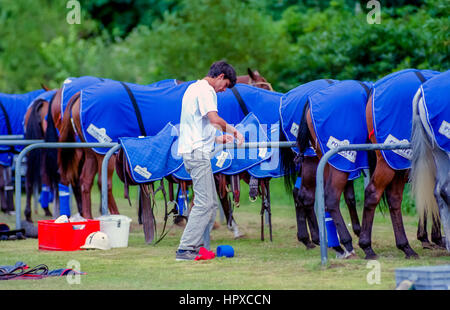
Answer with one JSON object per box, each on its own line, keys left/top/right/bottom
{"left": 176, "top": 61, "right": 244, "bottom": 261}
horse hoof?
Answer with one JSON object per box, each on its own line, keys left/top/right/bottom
{"left": 305, "top": 242, "right": 316, "bottom": 250}
{"left": 421, "top": 241, "right": 434, "bottom": 250}
{"left": 405, "top": 252, "right": 419, "bottom": 259}
{"left": 44, "top": 209, "right": 53, "bottom": 217}
{"left": 234, "top": 233, "right": 246, "bottom": 240}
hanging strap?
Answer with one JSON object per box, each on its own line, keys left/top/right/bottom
{"left": 231, "top": 87, "right": 249, "bottom": 116}
{"left": 0, "top": 100, "right": 15, "bottom": 154}
{"left": 0, "top": 101, "right": 12, "bottom": 136}
{"left": 120, "top": 82, "right": 147, "bottom": 137}
{"left": 357, "top": 81, "right": 371, "bottom": 98}
{"left": 414, "top": 70, "right": 427, "bottom": 84}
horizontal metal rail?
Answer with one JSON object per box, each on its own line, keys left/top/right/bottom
{"left": 0, "top": 135, "right": 25, "bottom": 140}
{"left": 315, "top": 142, "right": 411, "bottom": 267}
{"left": 14, "top": 142, "right": 118, "bottom": 229}
{"left": 100, "top": 141, "right": 297, "bottom": 212}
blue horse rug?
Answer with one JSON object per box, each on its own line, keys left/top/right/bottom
{"left": 248, "top": 121, "right": 286, "bottom": 178}
{"left": 419, "top": 70, "right": 450, "bottom": 152}
{"left": 309, "top": 80, "right": 373, "bottom": 179}
{"left": 119, "top": 123, "right": 183, "bottom": 183}
{"left": 147, "top": 79, "right": 179, "bottom": 88}
{"left": 60, "top": 76, "right": 110, "bottom": 118}
{"left": 80, "top": 80, "right": 196, "bottom": 154}
{"left": 172, "top": 113, "right": 270, "bottom": 180}
{"left": 80, "top": 81, "right": 283, "bottom": 155}
{"left": 280, "top": 79, "right": 337, "bottom": 156}
{"left": 0, "top": 89, "right": 46, "bottom": 166}
{"left": 372, "top": 69, "right": 440, "bottom": 170}
{"left": 220, "top": 113, "right": 272, "bottom": 175}
{"left": 217, "top": 83, "right": 283, "bottom": 126}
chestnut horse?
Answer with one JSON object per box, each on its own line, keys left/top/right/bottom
{"left": 57, "top": 69, "right": 272, "bottom": 221}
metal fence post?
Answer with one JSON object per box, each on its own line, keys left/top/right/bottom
{"left": 14, "top": 142, "right": 117, "bottom": 229}
{"left": 315, "top": 142, "right": 411, "bottom": 267}
{"left": 101, "top": 144, "right": 121, "bottom": 216}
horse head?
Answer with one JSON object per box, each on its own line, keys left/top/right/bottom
{"left": 236, "top": 68, "right": 273, "bottom": 91}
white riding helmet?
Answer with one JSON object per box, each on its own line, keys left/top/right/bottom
{"left": 80, "top": 231, "right": 111, "bottom": 250}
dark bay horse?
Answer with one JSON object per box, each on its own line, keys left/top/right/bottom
{"left": 23, "top": 86, "right": 86, "bottom": 222}
{"left": 279, "top": 80, "right": 361, "bottom": 249}
{"left": 0, "top": 88, "right": 55, "bottom": 222}
{"left": 281, "top": 80, "right": 373, "bottom": 259}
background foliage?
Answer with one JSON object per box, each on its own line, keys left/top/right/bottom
{"left": 0, "top": 0, "right": 448, "bottom": 93}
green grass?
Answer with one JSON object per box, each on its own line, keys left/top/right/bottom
{"left": 0, "top": 175, "right": 448, "bottom": 290}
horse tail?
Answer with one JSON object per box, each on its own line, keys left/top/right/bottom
{"left": 24, "top": 99, "right": 44, "bottom": 191}
{"left": 44, "top": 93, "right": 60, "bottom": 191}
{"left": 279, "top": 126, "right": 297, "bottom": 192}
{"left": 58, "top": 92, "right": 80, "bottom": 185}
{"left": 297, "top": 103, "right": 312, "bottom": 157}
{"left": 409, "top": 88, "right": 439, "bottom": 224}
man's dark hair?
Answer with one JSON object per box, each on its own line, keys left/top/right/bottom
{"left": 208, "top": 60, "right": 237, "bottom": 88}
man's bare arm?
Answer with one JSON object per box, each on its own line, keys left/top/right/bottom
{"left": 207, "top": 111, "right": 244, "bottom": 145}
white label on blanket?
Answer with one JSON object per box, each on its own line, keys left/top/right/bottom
{"left": 326, "top": 136, "right": 357, "bottom": 163}
{"left": 259, "top": 147, "right": 267, "bottom": 158}
{"left": 438, "top": 120, "right": 450, "bottom": 140}
{"left": 87, "top": 124, "right": 112, "bottom": 143}
{"left": 63, "top": 78, "right": 73, "bottom": 84}
{"left": 290, "top": 123, "right": 299, "bottom": 137}
{"left": 133, "top": 165, "right": 152, "bottom": 179}
{"left": 384, "top": 134, "right": 412, "bottom": 160}
{"left": 215, "top": 151, "right": 228, "bottom": 168}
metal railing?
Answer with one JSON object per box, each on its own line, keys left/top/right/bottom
{"left": 14, "top": 142, "right": 118, "bottom": 229}
{"left": 314, "top": 142, "right": 411, "bottom": 266}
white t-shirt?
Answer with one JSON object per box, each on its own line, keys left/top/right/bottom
{"left": 177, "top": 79, "right": 218, "bottom": 155}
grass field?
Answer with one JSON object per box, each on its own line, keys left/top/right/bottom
{"left": 1, "top": 175, "right": 449, "bottom": 290}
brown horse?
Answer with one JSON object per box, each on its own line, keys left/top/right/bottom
{"left": 57, "top": 70, "right": 272, "bottom": 222}
{"left": 23, "top": 87, "right": 84, "bottom": 222}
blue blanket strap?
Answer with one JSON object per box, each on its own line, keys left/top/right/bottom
{"left": 120, "top": 82, "right": 147, "bottom": 137}
{"left": 231, "top": 86, "right": 249, "bottom": 116}
{"left": 0, "top": 100, "right": 16, "bottom": 154}
{"left": 414, "top": 70, "right": 426, "bottom": 83}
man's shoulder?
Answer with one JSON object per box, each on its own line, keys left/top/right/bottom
{"left": 185, "top": 80, "right": 215, "bottom": 96}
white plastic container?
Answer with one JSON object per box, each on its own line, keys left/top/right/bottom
{"left": 96, "top": 215, "right": 132, "bottom": 248}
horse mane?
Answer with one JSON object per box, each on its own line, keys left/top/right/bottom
{"left": 43, "top": 92, "right": 60, "bottom": 191}
{"left": 58, "top": 92, "right": 81, "bottom": 185}
{"left": 24, "top": 99, "right": 45, "bottom": 192}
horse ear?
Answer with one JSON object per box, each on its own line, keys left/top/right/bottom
{"left": 41, "top": 83, "right": 50, "bottom": 91}
{"left": 247, "top": 68, "right": 256, "bottom": 80}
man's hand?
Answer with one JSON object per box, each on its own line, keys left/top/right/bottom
{"left": 234, "top": 130, "right": 244, "bottom": 146}
{"left": 215, "top": 134, "right": 234, "bottom": 144}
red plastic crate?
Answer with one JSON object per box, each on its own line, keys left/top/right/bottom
{"left": 38, "top": 219, "right": 100, "bottom": 251}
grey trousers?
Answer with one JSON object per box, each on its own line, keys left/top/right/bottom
{"left": 178, "top": 150, "right": 218, "bottom": 252}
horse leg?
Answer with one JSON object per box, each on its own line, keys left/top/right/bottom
{"left": 0, "top": 166, "right": 7, "bottom": 213}
{"left": 294, "top": 186, "right": 314, "bottom": 248}
{"left": 214, "top": 174, "right": 244, "bottom": 239}
{"left": 325, "top": 167, "right": 356, "bottom": 258}
{"left": 79, "top": 150, "right": 97, "bottom": 219}
{"left": 385, "top": 171, "right": 418, "bottom": 259}
{"left": 343, "top": 180, "right": 361, "bottom": 237}
{"left": 435, "top": 178, "right": 450, "bottom": 251}
{"left": 24, "top": 180, "right": 34, "bottom": 222}
{"left": 359, "top": 158, "right": 395, "bottom": 259}
{"left": 417, "top": 213, "right": 433, "bottom": 249}
{"left": 97, "top": 153, "right": 119, "bottom": 215}
{"left": 300, "top": 157, "right": 320, "bottom": 246}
